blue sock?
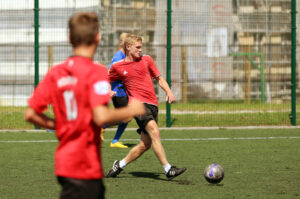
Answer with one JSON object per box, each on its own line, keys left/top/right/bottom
{"left": 112, "top": 123, "right": 128, "bottom": 143}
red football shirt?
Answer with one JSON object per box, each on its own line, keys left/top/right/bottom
{"left": 109, "top": 55, "right": 161, "bottom": 106}
{"left": 28, "top": 56, "right": 110, "bottom": 179}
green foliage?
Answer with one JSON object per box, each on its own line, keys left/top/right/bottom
{"left": 1, "top": 129, "right": 300, "bottom": 199}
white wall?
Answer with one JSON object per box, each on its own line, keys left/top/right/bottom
{"left": 0, "top": 0, "right": 100, "bottom": 9}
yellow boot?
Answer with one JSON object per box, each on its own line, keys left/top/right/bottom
{"left": 110, "top": 141, "right": 128, "bottom": 148}
{"left": 100, "top": 128, "right": 104, "bottom": 142}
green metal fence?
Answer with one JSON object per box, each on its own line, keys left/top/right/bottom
{"left": 0, "top": 0, "right": 299, "bottom": 128}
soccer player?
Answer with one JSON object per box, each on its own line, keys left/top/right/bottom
{"left": 24, "top": 12, "right": 145, "bottom": 199}
{"left": 109, "top": 32, "right": 130, "bottom": 148}
{"left": 106, "top": 34, "right": 186, "bottom": 180}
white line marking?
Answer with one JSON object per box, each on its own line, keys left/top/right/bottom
{"left": 1, "top": 126, "right": 300, "bottom": 133}
{"left": 160, "top": 110, "right": 293, "bottom": 115}
{"left": 0, "top": 140, "right": 58, "bottom": 143}
{"left": 121, "top": 136, "right": 300, "bottom": 141}
{"left": 1, "top": 136, "right": 300, "bottom": 143}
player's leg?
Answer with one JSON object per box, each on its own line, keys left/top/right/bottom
{"left": 110, "top": 96, "right": 129, "bottom": 148}
{"left": 136, "top": 104, "right": 168, "bottom": 165}
{"left": 144, "top": 120, "right": 168, "bottom": 165}
{"left": 144, "top": 120, "right": 187, "bottom": 180}
{"left": 110, "top": 123, "right": 128, "bottom": 148}
{"left": 144, "top": 120, "right": 186, "bottom": 180}
{"left": 106, "top": 104, "right": 186, "bottom": 180}
{"left": 105, "top": 132, "right": 151, "bottom": 178}
{"left": 123, "top": 131, "right": 151, "bottom": 163}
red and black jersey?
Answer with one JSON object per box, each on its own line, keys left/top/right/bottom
{"left": 109, "top": 55, "right": 161, "bottom": 106}
{"left": 28, "top": 56, "right": 110, "bottom": 180}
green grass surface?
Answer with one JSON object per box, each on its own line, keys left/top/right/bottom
{"left": 1, "top": 102, "right": 300, "bottom": 129}
{"left": 1, "top": 128, "right": 300, "bottom": 199}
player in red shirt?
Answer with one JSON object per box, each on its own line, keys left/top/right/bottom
{"left": 106, "top": 34, "right": 186, "bottom": 180}
{"left": 24, "top": 12, "right": 145, "bottom": 199}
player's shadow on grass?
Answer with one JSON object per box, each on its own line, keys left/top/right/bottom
{"left": 206, "top": 183, "right": 224, "bottom": 187}
{"left": 124, "top": 143, "right": 136, "bottom": 148}
{"left": 128, "top": 171, "right": 191, "bottom": 184}
{"left": 129, "top": 171, "right": 167, "bottom": 181}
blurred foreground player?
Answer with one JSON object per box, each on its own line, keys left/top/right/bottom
{"left": 25, "top": 12, "right": 145, "bottom": 199}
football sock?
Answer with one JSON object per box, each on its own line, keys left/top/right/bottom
{"left": 112, "top": 123, "right": 128, "bottom": 144}
{"left": 163, "top": 163, "right": 171, "bottom": 174}
{"left": 119, "top": 159, "right": 127, "bottom": 169}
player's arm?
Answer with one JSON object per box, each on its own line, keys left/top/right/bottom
{"left": 108, "top": 83, "right": 116, "bottom": 97}
{"left": 155, "top": 75, "right": 176, "bottom": 104}
{"left": 145, "top": 55, "right": 175, "bottom": 103}
{"left": 92, "top": 98, "right": 145, "bottom": 127}
{"left": 25, "top": 72, "right": 55, "bottom": 129}
{"left": 108, "top": 64, "right": 119, "bottom": 83}
{"left": 24, "top": 107, "right": 55, "bottom": 129}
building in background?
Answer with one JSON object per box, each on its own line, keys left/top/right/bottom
{"left": 232, "top": 0, "right": 294, "bottom": 103}
{"left": 0, "top": 0, "right": 156, "bottom": 106}
{"left": 154, "top": 0, "right": 234, "bottom": 102}
{"left": 0, "top": 0, "right": 299, "bottom": 106}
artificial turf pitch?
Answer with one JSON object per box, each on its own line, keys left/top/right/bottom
{"left": 0, "top": 128, "right": 299, "bottom": 199}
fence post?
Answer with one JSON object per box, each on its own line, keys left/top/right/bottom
{"left": 34, "top": 0, "right": 39, "bottom": 88}
{"left": 181, "top": 46, "right": 187, "bottom": 103}
{"left": 34, "top": 0, "right": 39, "bottom": 129}
{"left": 290, "top": 0, "right": 297, "bottom": 125}
{"left": 48, "top": 46, "right": 53, "bottom": 70}
{"left": 166, "top": 0, "right": 172, "bottom": 127}
{"left": 244, "top": 46, "right": 251, "bottom": 104}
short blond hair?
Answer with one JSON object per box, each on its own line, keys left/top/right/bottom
{"left": 120, "top": 32, "right": 130, "bottom": 42}
{"left": 124, "top": 34, "right": 142, "bottom": 54}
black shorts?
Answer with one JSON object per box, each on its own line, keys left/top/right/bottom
{"left": 135, "top": 103, "right": 158, "bottom": 134}
{"left": 112, "top": 96, "right": 129, "bottom": 108}
{"left": 57, "top": 176, "right": 105, "bottom": 199}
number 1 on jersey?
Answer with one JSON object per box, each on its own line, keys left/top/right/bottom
{"left": 63, "top": 90, "right": 78, "bottom": 121}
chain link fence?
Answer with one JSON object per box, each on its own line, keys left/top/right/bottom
{"left": 0, "top": 0, "right": 299, "bottom": 127}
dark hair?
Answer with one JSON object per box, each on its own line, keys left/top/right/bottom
{"left": 68, "top": 12, "right": 100, "bottom": 47}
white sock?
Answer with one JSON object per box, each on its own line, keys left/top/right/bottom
{"left": 119, "top": 159, "right": 127, "bottom": 169}
{"left": 163, "top": 163, "right": 171, "bottom": 174}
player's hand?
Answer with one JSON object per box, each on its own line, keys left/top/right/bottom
{"left": 128, "top": 98, "right": 146, "bottom": 116}
{"left": 110, "top": 91, "right": 116, "bottom": 97}
{"left": 166, "top": 92, "right": 176, "bottom": 104}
